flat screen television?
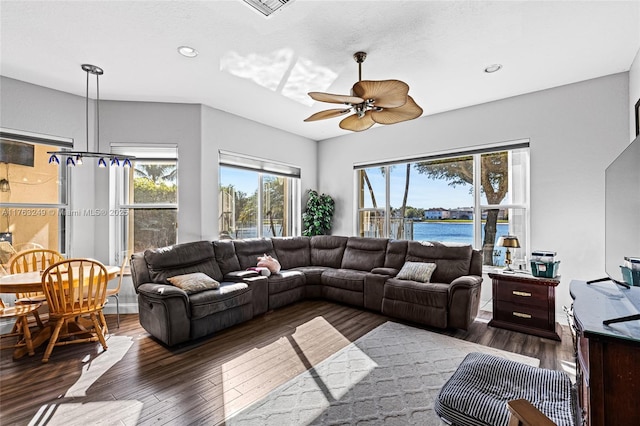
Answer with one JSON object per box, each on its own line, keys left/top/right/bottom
{"left": 0, "top": 138, "right": 35, "bottom": 167}
{"left": 605, "top": 135, "right": 640, "bottom": 283}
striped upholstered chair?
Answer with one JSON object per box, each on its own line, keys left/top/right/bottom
{"left": 434, "top": 352, "right": 575, "bottom": 426}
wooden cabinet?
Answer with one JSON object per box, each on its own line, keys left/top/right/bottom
{"left": 488, "top": 272, "right": 561, "bottom": 340}
{"left": 571, "top": 280, "right": 640, "bottom": 426}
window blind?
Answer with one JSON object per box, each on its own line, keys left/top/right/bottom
{"left": 110, "top": 144, "right": 178, "bottom": 160}
{"left": 219, "top": 150, "right": 301, "bottom": 179}
{"left": 353, "top": 140, "right": 530, "bottom": 170}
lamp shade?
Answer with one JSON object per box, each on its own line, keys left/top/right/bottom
{"left": 497, "top": 235, "right": 520, "bottom": 248}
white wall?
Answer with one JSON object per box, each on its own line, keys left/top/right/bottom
{"left": 0, "top": 77, "right": 317, "bottom": 314}
{"left": 0, "top": 77, "right": 97, "bottom": 259}
{"left": 200, "top": 105, "right": 318, "bottom": 240}
{"left": 317, "top": 73, "right": 630, "bottom": 317}
{"left": 1, "top": 72, "right": 632, "bottom": 321}
{"left": 99, "top": 100, "right": 203, "bottom": 253}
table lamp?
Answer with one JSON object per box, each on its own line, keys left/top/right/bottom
{"left": 497, "top": 235, "right": 520, "bottom": 271}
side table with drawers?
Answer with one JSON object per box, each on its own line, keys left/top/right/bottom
{"left": 488, "top": 271, "right": 562, "bottom": 340}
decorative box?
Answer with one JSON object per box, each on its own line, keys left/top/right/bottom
{"left": 620, "top": 265, "right": 640, "bottom": 286}
{"left": 624, "top": 257, "right": 640, "bottom": 271}
{"left": 531, "top": 251, "right": 557, "bottom": 263}
{"left": 531, "top": 260, "right": 560, "bottom": 278}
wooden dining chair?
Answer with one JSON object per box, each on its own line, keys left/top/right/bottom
{"left": 9, "top": 248, "right": 64, "bottom": 328}
{"left": 40, "top": 258, "right": 109, "bottom": 363}
{"left": 507, "top": 399, "right": 558, "bottom": 426}
{"left": 14, "top": 242, "right": 45, "bottom": 252}
{"left": 0, "top": 299, "right": 42, "bottom": 356}
{"left": 106, "top": 255, "right": 128, "bottom": 328}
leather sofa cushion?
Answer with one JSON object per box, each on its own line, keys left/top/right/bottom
{"left": 213, "top": 240, "right": 241, "bottom": 275}
{"left": 406, "top": 241, "right": 472, "bottom": 284}
{"left": 233, "top": 238, "right": 276, "bottom": 270}
{"left": 341, "top": 237, "right": 388, "bottom": 271}
{"left": 321, "top": 269, "right": 366, "bottom": 292}
{"left": 310, "top": 235, "right": 348, "bottom": 268}
{"left": 292, "top": 266, "right": 330, "bottom": 286}
{"left": 188, "top": 282, "right": 251, "bottom": 320}
{"left": 272, "top": 237, "right": 311, "bottom": 270}
{"left": 268, "top": 270, "right": 306, "bottom": 295}
{"left": 384, "top": 278, "right": 449, "bottom": 307}
{"left": 384, "top": 240, "right": 408, "bottom": 270}
{"left": 144, "top": 241, "right": 223, "bottom": 283}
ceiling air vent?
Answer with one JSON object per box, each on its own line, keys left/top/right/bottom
{"left": 241, "top": 0, "right": 295, "bottom": 17}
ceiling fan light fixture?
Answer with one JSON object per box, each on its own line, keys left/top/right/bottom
{"left": 305, "top": 52, "right": 422, "bottom": 132}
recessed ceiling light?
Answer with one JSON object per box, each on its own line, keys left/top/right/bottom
{"left": 484, "top": 64, "right": 502, "bottom": 73}
{"left": 178, "top": 46, "right": 198, "bottom": 58}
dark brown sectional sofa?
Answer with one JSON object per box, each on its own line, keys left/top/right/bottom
{"left": 130, "top": 235, "right": 483, "bottom": 346}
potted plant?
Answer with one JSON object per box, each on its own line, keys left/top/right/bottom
{"left": 302, "top": 189, "right": 335, "bottom": 236}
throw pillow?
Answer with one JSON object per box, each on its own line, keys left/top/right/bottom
{"left": 167, "top": 272, "right": 220, "bottom": 294}
{"left": 257, "top": 254, "right": 281, "bottom": 274}
{"left": 396, "top": 261, "right": 437, "bottom": 283}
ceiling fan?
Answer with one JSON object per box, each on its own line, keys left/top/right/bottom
{"left": 304, "top": 52, "right": 423, "bottom": 132}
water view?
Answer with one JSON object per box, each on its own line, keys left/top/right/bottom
{"left": 413, "top": 221, "right": 509, "bottom": 245}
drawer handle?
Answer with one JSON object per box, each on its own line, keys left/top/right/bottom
{"left": 512, "top": 290, "right": 532, "bottom": 297}
{"left": 513, "top": 312, "right": 532, "bottom": 319}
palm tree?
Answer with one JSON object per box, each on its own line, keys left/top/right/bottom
{"left": 134, "top": 163, "right": 176, "bottom": 184}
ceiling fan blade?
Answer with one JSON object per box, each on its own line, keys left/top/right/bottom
{"left": 352, "top": 80, "right": 409, "bottom": 108}
{"left": 339, "top": 111, "right": 376, "bottom": 132}
{"left": 304, "top": 108, "right": 352, "bottom": 122}
{"left": 371, "top": 96, "right": 423, "bottom": 125}
{"left": 308, "top": 92, "right": 364, "bottom": 105}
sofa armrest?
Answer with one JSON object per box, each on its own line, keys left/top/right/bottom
{"left": 137, "top": 282, "right": 189, "bottom": 300}
{"left": 224, "top": 270, "right": 259, "bottom": 282}
{"left": 447, "top": 275, "right": 483, "bottom": 330}
{"left": 371, "top": 267, "right": 399, "bottom": 277}
{"left": 243, "top": 275, "right": 268, "bottom": 315}
{"left": 136, "top": 283, "right": 192, "bottom": 346}
{"left": 449, "top": 274, "right": 483, "bottom": 291}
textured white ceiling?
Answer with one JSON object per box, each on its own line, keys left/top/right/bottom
{"left": 1, "top": 1, "right": 639, "bottom": 141}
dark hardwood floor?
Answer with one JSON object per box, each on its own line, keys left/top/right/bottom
{"left": 0, "top": 301, "right": 574, "bottom": 425}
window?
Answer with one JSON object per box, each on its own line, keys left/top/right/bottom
{"left": 0, "top": 129, "right": 71, "bottom": 261}
{"left": 356, "top": 142, "right": 529, "bottom": 266}
{"left": 219, "top": 151, "right": 300, "bottom": 239}
{"left": 112, "top": 145, "right": 178, "bottom": 263}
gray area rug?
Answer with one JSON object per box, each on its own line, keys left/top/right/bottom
{"left": 226, "top": 321, "right": 539, "bottom": 425}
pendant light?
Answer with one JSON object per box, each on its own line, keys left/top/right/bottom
{"left": 47, "top": 64, "right": 134, "bottom": 167}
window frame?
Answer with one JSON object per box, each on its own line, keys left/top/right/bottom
{"left": 354, "top": 141, "right": 530, "bottom": 268}
{"left": 0, "top": 128, "right": 72, "bottom": 255}
{"left": 219, "top": 150, "right": 301, "bottom": 239}
{"left": 110, "top": 144, "right": 178, "bottom": 265}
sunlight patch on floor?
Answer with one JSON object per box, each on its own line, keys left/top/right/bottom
{"left": 27, "top": 335, "right": 136, "bottom": 425}
{"left": 64, "top": 335, "right": 134, "bottom": 397}
{"left": 28, "top": 400, "right": 143, "bottom": 426}
{"left": 223, "top": 315, "right": 378, "bottom": 423}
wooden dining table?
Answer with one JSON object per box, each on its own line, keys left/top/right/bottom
{"left": 0, "top": 265, "right": 120, "bottom": 359}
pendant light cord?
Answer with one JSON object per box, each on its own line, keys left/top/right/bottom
{"left": 96, "top": 70, "right": 100, "bottom": 151}
{"left": 86, "top": 68, "right": 90, "bottom": 152}
{"left": 85, "top": 67, "right": 101, "bottom": 151}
